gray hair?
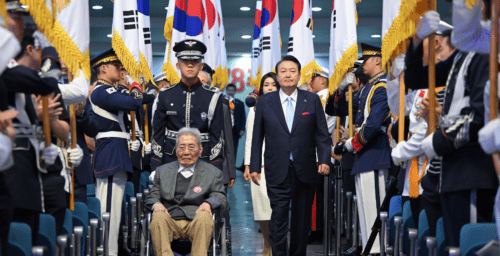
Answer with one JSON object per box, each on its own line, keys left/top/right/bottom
{"left": 176, "top": 127, "right": 202, "bottom": 146}
{"left": 199, "top": 70, "right": 212, "bottom": 85}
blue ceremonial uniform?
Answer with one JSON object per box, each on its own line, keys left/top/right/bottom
{"left": 91, "top": 80, "right": 143, "bottom": 179}
{"left": 151, "top": 79, "right": 225, "bottom": 171}
{"left": 327, "top": 72, "right": 392, "bottom": 175}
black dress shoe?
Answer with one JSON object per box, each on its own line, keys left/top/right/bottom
{"left": 307, "top": 231, "right": 323, "bottom": 244}
{"left": 342, "top": 245, "right": 361, "bottom": 256}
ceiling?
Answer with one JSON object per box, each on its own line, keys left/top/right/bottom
{"left": 87, "top": 0, "right": 453, "bottom": 58}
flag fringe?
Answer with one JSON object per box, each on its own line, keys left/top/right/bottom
{"left": 162, "top": 60, "right": 181, "bottom": 85}
{"left": 355, "top": 0, "right": 362, "bottom": 3}
{"left": 256, "top": 67, "right": 263, "bottom": 91}
{"left": 52, "top": 0, "right": 71, "bottom": 19}
{"left": 20, "top": 0, "right": 54, "bottom": 40}
{"left": 51, "top": 19, "right": 91, "bottom": 80}
{"left": 212, "top": 66, "right": 222, "bottom": 87}
{"left": 1, "top": 0, "right": 7, "bottom": 26}
{"left": 164, "top": 16, "right": 174, "bottom": 42}
{"left": 112, "top": 28, "right": 142, "bottom": 81}
{"left": 139, "top": 52, "right": 155, "bottom": 85}
{"left": 219, "top": 67, "right": 229, "bottom": 90}
{"left": 466, "top": 0, "right": 480, "bottom": 9}
{"left": 300, "top": 60, "right": 323, "bottom": 85}
{"left": 381, "top": 0, "right": 432, "bottom": 72}
{"left": 328, "top": 43, "right": 358, "bottom": 97}
{"left": 355, "top": 8, "right": 358, "bottom": 26}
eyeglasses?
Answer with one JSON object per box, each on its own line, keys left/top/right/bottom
{"left": 177, "top": 145, "right": 198, "bottom": 152}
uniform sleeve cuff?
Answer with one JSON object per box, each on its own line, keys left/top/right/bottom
{"left": 422, "top": 134, "right": 438, "bottom": 159}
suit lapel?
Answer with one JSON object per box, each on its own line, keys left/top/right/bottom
{"left": 164, "top": 163, "right": 178, "bottom": 202}
{"left": 291, "top": 90, "right": 307, "bottom": 134}
{"left": 268, "top": 92, "right": 290, "bottom": 134}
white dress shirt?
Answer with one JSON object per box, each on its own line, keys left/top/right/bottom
{"left": 279, "top": 88, "right": 298, "bottom": 119}
{"left": 178, "top": 163, "right": 196, "bottom": 178}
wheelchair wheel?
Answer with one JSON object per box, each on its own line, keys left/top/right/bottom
{"left": 226, "top": 221, "right": 231, "bottom": 256}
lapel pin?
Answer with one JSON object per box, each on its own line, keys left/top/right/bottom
{"left": 193, "top": 186, "right": 202, "bottom": 193}
{"left": 304, "top": 99, "right": 307, "bottom": 102}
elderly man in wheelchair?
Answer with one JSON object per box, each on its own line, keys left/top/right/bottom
{"left": 145, "top": 127, "right": 228, "bottom": 256}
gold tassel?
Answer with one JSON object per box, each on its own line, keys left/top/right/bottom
{"left": 0, "top": 0, "right": 7, "bottom": 26}
{"left": 328, "top": 43, "right": 358, "bottom": 97}
{"left": 355, "top": 9, "right": 358, "bottom": 26}
{"left": 112, "top": 28, "right": 142, "bottom": 82}
{"left": 21, "top": 0, "right": 55, "bottom": 40}
{"left": 219, "top": 67, "right": 229, "bottom": 90}
{"left": 139, "top": 52, "right": 155, "bottom": 86}
{"left": 162, "top": 60, "right": 180, "bottom": 85}
{"left": 51, "top": 19, "right": 91, "bottom": 80}
{"left": 382, "top": 0, "right": 433, "bottom": 72}
{"left": 256, "top": 67, "right": 262, "bottom": 90}
{"left": 164, "top": 16, "right": 174, "bottom": 42}
{"left": 465, "top": 0, "right": 480, "bottom": 9}
{"left": 299, "top": 60, "right": 323, "bottom": 86}
{"left": 355, "top": 0, "right": 362, "bottom": 3}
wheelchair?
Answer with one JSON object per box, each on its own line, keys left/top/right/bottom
{"left": 144, "top": 208, "right": 232, "bottom": 256}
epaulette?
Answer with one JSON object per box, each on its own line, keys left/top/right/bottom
{"left": 160, "top": 83, "right": 178, "bottom": 92}
{"left": 202, "top": 84, "right": 219, "bottom": 93}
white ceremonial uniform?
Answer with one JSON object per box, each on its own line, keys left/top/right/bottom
{"left": 58, "top": 69, "right": 90, "bottom": 105}
{"left": 244, "top": 106, "right": 272, "bottom": 221}
{"left": 0, "top": 133, "right": 14, "bottom": 171}
{"left": 317, "top": 88, "right": 337, "bottom": 134}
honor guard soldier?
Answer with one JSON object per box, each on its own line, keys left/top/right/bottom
{"left": 90, "top": 49, "right": 143, "bottom": 256}
{"left": 116, "top": 72, "right": 156, "bottom": 194}
{"left": 151, "top": 39, "right": 225, "bottom": 172}
{"left": 327, "top": 44, "right": 392, "bottom": 255}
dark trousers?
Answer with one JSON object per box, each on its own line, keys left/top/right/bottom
{"left": 130, "top": 167, "right": 142, "bottom": 195}
{"left": 313, "top": 174, "right": 325, "bottom": 231}
{"left": 12, "top": 208, "right": 40, "bottom": 246}
{"left": 409, "top": 197, "right": 424, "bottom": 227}
{"left": 232, "top": 126, "right": 240, "bottom": 160}
{"left": 420, "top": 190, "right": 442, "bottom": 236}
{"left": 42, "top": 172, "right": 69, "bottom": 235}
{"left": 73, "top": 177, "right": 88, "bottom": 204}
{"left": 440, "top": 189, "right": 496, "bottom": 247}
{"left": 267, "top": 162, "right": 316, "bottom": 256}
{"left": 0, "top": 174, "right": 12, "bottom": 256}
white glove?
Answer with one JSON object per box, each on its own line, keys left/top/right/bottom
{"left": 339, "top": 73, "right": 354, "bottom": 91}
{"left": 149, "top": 171, "right": 156, "bottom": 182}
{"left": 144, "top": 143, "right": 151, "bottom": 155}
{"left": 479, "top": 119, "right": 500, "bottom": 154}
{"left": 126, "top": 74, "right": 135, "bottom": 86}
{"left": 130, "top": 140, "right": 140, "bottom": 152}
{"left": 417, "top": 11, "right": 441, "bottom": 39}
{"left": 344, "top": 138, "right": 354, "bottom": 152}
{"left": 67, "top": 144, "right": 84, "bottom": 167}
{"left": 40, "top": 142, "right": 59, "bottom": 165}
{"left": 392, "top": 55, "right": 406, "bottom": 78}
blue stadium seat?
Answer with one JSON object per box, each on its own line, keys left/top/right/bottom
{"left": 460, "top": 223, "right": 498, "bottom": 256}
{"left": 87, "top": 184, "right": 95, "bottom": 197}
{"left": 72, "top": 202, "right": 89, "bottom": 256}
{"left": 140, "top": 172, "right": 149, "bottom": 192}
{"left": 436, "top": 217, "right": 446, "bottom": 256}
{"left": 38, "top": 214, "right": 56, "bottom": 256}
{"left": 87, "top": 197, "right": 101, "bottom": 221}
{"left": 62, "top": 209, "right": 73, "bottom": 236}
{"left": 402, "top": 201, "right": 416, "bottom": 255}
{"left": 418, "top": 210, "right": 430, "bottom": 256}
{"left": 8, "top": 222, "right": 31, "bottom": 256}
{"left": 389, "top": 195, "right": 402, "bottom": 246}
{"left": 86, "top": 197, "right": 101, "bottom": 245}
{"left": 125, "top": 181, "right": 134, "bottom": 203}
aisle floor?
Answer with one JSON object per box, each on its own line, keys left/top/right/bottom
{"left": 227, "top": 171, "right": 324, "bottom": 255}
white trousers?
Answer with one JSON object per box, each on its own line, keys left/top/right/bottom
{"left": 355, "top": 169, "right": 388, "bottom": 255}
{"left": 96, "top": 170, "right": 127, "bottom": 256}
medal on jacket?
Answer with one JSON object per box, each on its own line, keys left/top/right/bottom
{"left": 414, "top": 90, "right": 426, "bottom": 120}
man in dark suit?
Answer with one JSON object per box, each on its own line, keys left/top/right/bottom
{"left": 225, "top": 83, "right": 246, "bottom": 157}
{"left": 250, "top": 55, "right": 331, "bottom": 256}
{"left": 146, "top": 127, "right": 228, "bottom": 256}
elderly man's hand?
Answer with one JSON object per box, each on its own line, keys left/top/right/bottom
{"left": 318, "top": 164, "right": 330, "bottom": 175}
{"left": 228, "top": 179, "right": 235, "bottom": 188}
{"left": 153, "top": 204, "right": 169, "bottom": 216}
{"left": 251, "top": 172, "right": 261, "bottom": 186}
{"left": 196, "top": 202, "right": 212, "bottom": 216}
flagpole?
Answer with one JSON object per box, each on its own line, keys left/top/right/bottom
{"left": 41, "top": 96, "right": 51, "bottom": 168}
{"left": 490, "top": 0, "right": 500, "bottom": 175}
{"left": 68, "top": 72, "right": 76, "bottom": 211}
{"left": 427, "top": 0, "right": 437, "bottom": 133}
{"left": 399, "top": 72, "right": 405, "bottom": 143}
{"left": 142, "top": 82, "right": 149, "bottom": 145}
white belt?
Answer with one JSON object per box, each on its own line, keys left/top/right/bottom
{"left": 96, "top": 131, "right": 130, "bottom": 140}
